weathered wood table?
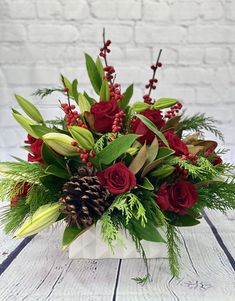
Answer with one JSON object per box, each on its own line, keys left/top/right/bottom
{"left": 0, "top": 210, "right": 234, "bottom": 301}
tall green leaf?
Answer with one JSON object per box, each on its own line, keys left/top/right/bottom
{"left": 96, "top": 56, "right": 105, "bottom": 78}
{"left": 136, "top": 114, "right": 169, "bottom": 146}
{"left": 153, "top": 98, "right": 178, "bottom": 110}
{"left": 118, "top": 84, "right": 134, "bottom": 109}
{"left": 85, "top": 53, "right": 102, "bottom": 95}
{"left": 94, "top": 134, "right": 139, "bottom": 165}
{"left": 15, "top": 95, "right": 44, "bottom": 123}
{"left": 100, "top": 79, "right": 110, "bottom": 101}
{"left": 72, "top": 79, "right": 79, "bottom": 103}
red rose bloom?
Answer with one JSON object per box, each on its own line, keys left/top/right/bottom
{"left": 97, "top": 162, "right": 136, "bottom": 194}
{"left": 163, "top": 130, "right": 188, "bottom": 155}
{"left": 131, "top": 109, "right": 165, "bottom": 144}
{"left": 91, "top": 99, "right": 120, "bottom": 133}
{"left": 25, "top": 134, "right": 44, "bottom": 164}
{"left": 156, "top": 181, "right": 198, "bottom": 215}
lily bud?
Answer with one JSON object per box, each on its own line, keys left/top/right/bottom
{"left": 12, "top": 112, "right": 38, "bottom": 138}
{"left": 150, "top": 166, "right": 175, "bottom": 178}
{"left": 14, "top": 203, "right": 61, "bottom": 238}
{"left": 78, "top": 94, "right": 91, "bottom": 113}
{"left": 127, "top": 147, "right": 138, "bottom": 156}
{"left": 131, "top": 102, "right": 150, "bottom": 112}
{"left": 15, "top": 95, "right": 44, "bottom": 123}
{"left": 42, "top": 133, "right": 78, "bottom": 157}
{"left": 68, "top": 126, "right": 94, "bottom": 150}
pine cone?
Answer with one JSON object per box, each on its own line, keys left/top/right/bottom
{"left": 59, "top": 175, "right": 110, "bottom": 228}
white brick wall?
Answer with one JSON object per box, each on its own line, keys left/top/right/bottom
{"left": 0, "top": 0, "right": 235, "bottom": 162}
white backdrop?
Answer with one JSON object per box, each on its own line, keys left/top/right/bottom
{"left": 0, "top": 0, "right": 235, "bottom": 162}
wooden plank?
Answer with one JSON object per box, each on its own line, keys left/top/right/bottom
{"left": 0, "top": 223, "right": 119, "bottom": 301}
{"left": 115, "top": 218, "right": 235, "bottom": 301}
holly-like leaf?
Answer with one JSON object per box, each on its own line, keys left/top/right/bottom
{"left": 118, "top": 84, "right": 134, "bottom": 109}
{"left": 100, "top": 79, "right": 110, "bottom": 101}
{"left": 153, "top": 98, "right": 178, "bottom": 110}
{"left": 85, "top": 53, "right": 102, "bottom": 95}
{"left": 136, "top": 114, "right": 169, "bottom": 146}
{"left": 141, "top": 147, "right": 175, "bottom": 177}
{"left": 129, "top": 143, "right": 147, "bottom": 174}
{"left": 94, "top": 134, "right": 139, "bottom": 166}
{"left": 62, "top": 224, "right": 88, "bottom": 251}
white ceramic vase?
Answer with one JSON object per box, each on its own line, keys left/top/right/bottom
{"left": 69, "top": 223, "right": 167, "bottom": 259}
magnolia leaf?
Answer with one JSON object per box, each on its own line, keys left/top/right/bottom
{"left": 153, "top": 98, "right": 178, "bottom": 110}
{"left": 15, "top": 95, "right": 44, "bottom": 123}
{"left": 61, "top": 75, "right": 73, "bottom": 96}
{"left": 162, "top": 116, "right": 181, "bottom": 131}
{"left": 94, "top": 134, "right": 139, "bottom": 165}
{"left": 84, "top": 111, "right": 95, "bottom": 131}
{"left": 41, "top": 143, "right": 66, "bottom": 168}
{"left": 131, "top": 102, "right": 150, "bottom": 112}
{"left": 118, "top": 84, "right": 134, "bottom": 109}
{"left": 137, "top": 177, "right": 154, "bottom": 190}
{"left": 141, "top": 147, "right": 175, "bottom": 177}
{"left": 83, "top": 92, "right": 96, "bottom": 106}
{"left": 100, "top": 79, "right": 110, "bottom": 101}
{"left": 78, "top": 94, "right": 91, "bottom": 113}
{"left": 187, "top": 145, "right": 204, "bottom": 156}
{"left": 30, "top": 125, "right": 56, "bottom": 138}
{"left": 129, "top": 143, "right": 147, "bottom": 174}
{"left": 183, "top": 133, "right": 200, "bottom": 145}
{"left": 136, "top": 114, "right": 169, "bottom": 146}
{"left": 45, "top": 165, "right": 69, "bottom": 180}
{"left": 85, "top": 53, "right": 102, "bottom": 95}
{"left": 62, "top": 224, "right": 89, "bottom": 251}
{"left": 96, "top": 56, "right": 105, "bottom": 79}
{"left": 150, "top": 165, "right": 175, "bottom": 178}
{"left": 72, "top": 79, "right": 79, "bottom": 103}
{"left": 145, "top": 137, "right": 159, "bottom": 165}
{"left": 168, "top": 214, "right": 200, "bottom": 227}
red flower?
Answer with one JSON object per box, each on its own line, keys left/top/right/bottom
{"left": 25, "top": 134, "right": 45, "bottom": 164}
{"left": 131, "top": 109, "right": 165, "bottom": 144}
{"left": 97, "top": 162, "right": 136, "bottom": 194}
{"left": 11, "top": 182, "right": 30, "bottom": 208}
{"left": 204, "top": 145, "right": 223, "bottom": 165}
{"left": 91, "top": 99, "right": 120, "bottom": 133}
{"left": 156, "top": 181, "right": 198, "bottom": 215}
{"left": 163, "top": 130, "right": 188, "bottom": 155}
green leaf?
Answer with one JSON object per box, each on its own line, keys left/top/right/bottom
{"left": 94, "top": 134, "right": 139, "bottom": 165}
{"left": 100, "top": 79, "right": 110, "bottom": 101}
{"left": 78, "top": 94, "right": 91, "bottom": 113}
{"left": 137, "top": 177, "right": 154, "bottom": 190}
{"left": 15, "top": 95, "right": 44, "bottom": 123}
{"left": 40, "top": 175, "right": 65, "bottom": 190}
{"left": 150, "top": 165, "right": 175, "bottom": 178}
{"left": 168, "top": 214, "right": 200, "bottom": 227}
{"left": 41, "top": 143, "right": 66, "bottom": 168}
{"left": 96, "top": 56, "right": 105, "bottom": 79}
{"left": 72, "top": 79, "right": 78, "bottom": 103}
{"left": 30, "top": 125, "right": 56, "bottom": 138}
{"left": 12, "top": 111, "right": 38, "bottom": 138}
{"left": 141, "top": 147, "right": 175, "bottom": 177}
{"left": 45, "top": 165, "right": 69, "bottom": 180}
{"left": 153, "top": 98, "right": 178, "bottom": 110}
{"left": 118, "top": 84, "right": 134, "bottom": 109}
{"left": 61, "top": 75, "right": 73, "bottom": 96}
{"left": 83, "top": 92, "right": 96, "bottom": 106}
{"left": 136, "top": 114, "right": 169, "bottom": 146}
{"left": 85, "top": 53, "right": 102, "bottom": 95}
{"left": 129, "top": 219, "right": 165, "bottom": 243}
{"left": 131, "top": 102, "right": 150, "bottom": 112}
{"left": 129, "top": 143, "right": 147, "bottom": 174}
{"left": 145, "top": 137, "right": 159, "bottom": 165}
{"left": 62, "top": 224, "right": 88, "bottom": 251}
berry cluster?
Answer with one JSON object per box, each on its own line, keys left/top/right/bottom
{"left": 175, "top": 165, "right": 189, "bottom": 179}
{"left": 165, "top": 102, "right": 183, "bottom": 119}
{"left": 99, "top": 39, "right": 111, "bottom": 59}
{"left": 71, "top": 141, "right": 96, "bottom": 167}
{"left": 112, "top": 110, "right": 126, "bottom": 133}
{"left": 181, "top": 153, "right": 199, "bottom": 165}
{"left": 104, "top": 65, "right": 115, "bottom": 82}
{"left": 109, "top": 83, "right": 123, "bottom": 102}
{"left": 61, "top": 103, "right": 87, "bottom": 128}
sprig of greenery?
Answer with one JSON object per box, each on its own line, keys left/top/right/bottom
{"left": 94, "top": 133, "right": 120, "bottom": 153}
{"left": 33, "top": 88, "right": 64, "bottom": 99}
{"left": 166, "top": 225, "right": 181, "bottom": 277}
{"left": 181, "top": 113, "right": 224, "bottom": 141}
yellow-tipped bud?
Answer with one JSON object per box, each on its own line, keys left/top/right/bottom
{"left": 12, "top": 112, "right": 38, "bottom": 138}
{"left": 15, "top": 95, "right": 44, "bottom": 123}
{"left": 78, "top": 94, "right": 91, "bottom": 113}
{"left": 14, "top": 203, "right": 61, "bottom": 238}
{"left": 68, "top": 126, "right": 94, "bottom": 150}
{"left": 42, "top": 132, "right": 79, "bottom": 157}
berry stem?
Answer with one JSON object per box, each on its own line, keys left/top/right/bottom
{"left": 147, "top": 49, "right": 162, "bottom": 98}
{"left": 102, "top": 28, "right": 109, "bottom": 68}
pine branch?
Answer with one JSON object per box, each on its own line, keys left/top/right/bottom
{"left": 33, "top": 88, "right": 64, "bottom": 99}
{"left": 166, "top": 225, "right": 181, "bottom": 277}
{"left": 181, "top": 113, "right": 224, "bottom": 141}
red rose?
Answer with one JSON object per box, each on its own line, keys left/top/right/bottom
{"left": 91, "top": 99, "right": 120, "bottom": 133}
{"left": 163, "top": 130, "right": 188, "bottom": 155}
{"left": 131, "top": 109, "right": 165, "bottom": 144}
{"left": 156, "top": 181, "right": 198, "bottom": 215}
{"left": 11, "top": 182, "right": 30, "bottom": 208}
{"left": 97, "top": 162, "right": 136, "bottom": 194}
{"left": 25, "top": 134, "right": 45, "bottom": 164}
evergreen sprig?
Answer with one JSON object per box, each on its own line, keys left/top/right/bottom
{"left": 166, "top": 225, "right": 181, "bottom": 277}
{"left": 181, "top": 113, "right": 224, "bottom": 141}
{"left": 33, "top": 88, "right": 64, "bottom": 99}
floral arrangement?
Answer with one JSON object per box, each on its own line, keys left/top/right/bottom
{"left": 1, "top": 31, "right": 235, "bottom": 283}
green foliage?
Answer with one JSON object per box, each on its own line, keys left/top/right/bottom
{"left": 99, "top": 79, "right": 110, "bottom": 101}
{"left": 152, "top": 98, "right": 178, "bottom": 110}
{"left": 181, "top": 113, "right": 224, "bottom": 141}
{"left": 166, "top": 225, "right": 181, "bottom": 277}
{"left": 94, "top": 133, "right": 117, "bottom": 153}
{"left": 118, "top": 84, "right": 134, "bottom": 110}
{"left": 62, "top": 224, "right": 87, "bottom": 250}
{"left": 33, "top": 88, "right": 64, "bottom": 99}
{"left": 85, "top": 53, "right": 102, "bottom": 95}
{"left": 100, "top": 213, "right": 120, "bottom": 250}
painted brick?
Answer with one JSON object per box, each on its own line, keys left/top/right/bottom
{"left": 143, "top": 2, "right": 170, "bottom": 22}
{"left": 0, "top": 24, "right": 26, "bottom": 41}
{"left": 64, "top": 1, "right": 90, "bottom": 20}
{"left": 118, "top": 1, "right": 141, "bottom": 20}
{"left": 36, "top": 0, "right": 62, "bottom": 19}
